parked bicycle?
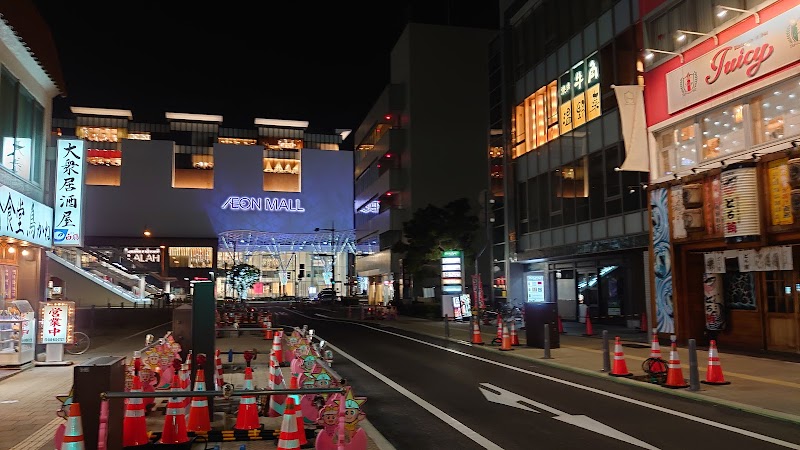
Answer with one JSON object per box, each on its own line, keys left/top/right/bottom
{"left": 64, "top": 331, "right": 90, "bottom": 355}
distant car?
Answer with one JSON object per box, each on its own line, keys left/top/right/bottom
{"left": 317, "top": 288, "right": 338, "bottom": 302}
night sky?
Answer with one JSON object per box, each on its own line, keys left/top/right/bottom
{"left": 32, "top": 1, "right": 499, "bottom": 147}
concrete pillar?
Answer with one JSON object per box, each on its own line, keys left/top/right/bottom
{"left": 139, "top": 275, "right": 146, "bottom": 299}
{"left": 74, "top": 248, "right": 82, "bottom": 267}
{"left": 164, "top": 280, "right": 171, "bottom": 295}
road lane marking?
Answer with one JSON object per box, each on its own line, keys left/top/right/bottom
{"left": 292, "top": 310, "right": 800, "bottom": 449}
{"left": 479, "top": 384, "right": 659, "bottom": 449}
{"left": 321, "top": 340, "right": 503, "bottom": 450}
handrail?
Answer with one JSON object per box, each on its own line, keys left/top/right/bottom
{"left": 100, "top": 387, "right": 343, "bottom": 400}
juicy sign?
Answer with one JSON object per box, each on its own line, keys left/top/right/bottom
{"left": 666, "top": 5, "right": 800, "bottom": 114}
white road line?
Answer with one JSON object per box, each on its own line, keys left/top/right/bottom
{"left": 323, "top": 339, "right": 503, "bottom": 450}
{"left": 292, "top": 310, "right": 800, "bottom": 449}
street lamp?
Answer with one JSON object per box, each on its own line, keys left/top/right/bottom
{"left": 315, "top": 222, "right": 336, "bottom": 288}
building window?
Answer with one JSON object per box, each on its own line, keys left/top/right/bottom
{"left": 173, "top": 146, "right": 214, "bottom": 189}
{"left": 0, "top": 67, "right": 45, "bottom": 183}
{"left": 263, "top": 154, "right": 300, "bottom": 192}
{"left": 655, "top": 120, "right": 696, "bottom": 178}
{"left": 168, "top": 247, "right": 213, "bottom": 268}
{"left": 701, "top": 104, "right": 746, "bottom": 161}
{"left": 86, "top": 150, "right": 122, "bottom": 186}
{"left": 750, "top": 79, "right": 800, "bottom": 147}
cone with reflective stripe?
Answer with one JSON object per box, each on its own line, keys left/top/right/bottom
{"left": 510, "top": 320, "right": 520, "bottom": 346}
{"left": 160, "top": 371, "right": 190, "bottom": 444}
{"left": 288, "top": 377, "right": 307, "bottom": 446}
{"left": 649, "top": 329, "right": 666, "bottom": 373}
{"left": 495, "top": 314, "right": 503, "bottom": 341}
{"left": 123, "top": 374, "right": 149, "bottom": 446}
{"left": 268, "top": 354, "right": 287, "bottom": 417}
{"left": 276, "top": 397, "right": 301, "bottom": 450}
{"left": 234, "top": 367, "right": 261, "bottom": 430}
{"left": 62, "top": 402, "right": 85, "bottom": 450}
{"left": 264, "top": 319, "right": 274, "bottom": 340}
{"left": 582, "top": 311, "right": 594, "bottom": 336}
{"left": 664, "top": 336, "right": 689, "bottom": 388}
{"left": 214, "top": 349, "right": 225, "bottom": 390}
{"left": 702, "top": 340, "right": 731, "bottom": 385}
{"left": 271, "top": 330, "right": 284, "bottom": 364}
{"left": 180, "top": 363, "right": 191, "bottom": 416}
{"left": 557, "top": 315, "right": 566, "bottom": 334}
{"left": 609, "top": 336, "right": 632, "bottom": 377}
{"left": 187, "top": 354, "right": 211, "bottom": 432}
{"left": 471, "top": 317, "right": 484, "bottom": 345}
{"left": 499, "top": 323, "right": 513, "bottom": 351}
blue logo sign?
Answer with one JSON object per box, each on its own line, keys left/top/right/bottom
{"left": 53, "top": 229, "right": 68, "bottom": 243}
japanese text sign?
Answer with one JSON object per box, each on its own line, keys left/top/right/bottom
{"left": 39, "top": 301, "right": 74, "bottom": 344}
{"left": 54, "top": 139, "right": 85, "bottom": 246}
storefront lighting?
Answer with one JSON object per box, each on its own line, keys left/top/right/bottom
{"left": 644, "top": 48, "right": 684, "bottom": 63}
{"left": 716, "top": 5, "right": 759, "bottom": 23}
{"left": 143, "top": 227, "right": 152, "bottom": 237}
{"left": 7, "top": 246, "right": 15, "bottom": 254}
{"left": 20, "top": 249, "right": 28, "bottom": 256}
{"left": 675, "top": 29, "right": 718, "bottom": 45}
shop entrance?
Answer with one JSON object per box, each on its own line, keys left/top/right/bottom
{"left": 764, "top": 269, "right": 800, "bottom": 353}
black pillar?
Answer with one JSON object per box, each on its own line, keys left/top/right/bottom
{"left": 191, "top": 280, "right": 215, "bottom": 416}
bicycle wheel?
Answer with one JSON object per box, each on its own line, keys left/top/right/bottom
{"left": 65, "top": 332, "right": 90, "bottom": 355}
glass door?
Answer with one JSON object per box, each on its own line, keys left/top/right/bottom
{"left": 577, "top": 268, "right": 599, "bottom": 321}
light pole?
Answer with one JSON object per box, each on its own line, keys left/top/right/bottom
{"left": 315, "top": 222, "right": 336, "bottom": 289}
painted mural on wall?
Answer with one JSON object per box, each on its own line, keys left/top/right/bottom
{"left": 651, "top": 188, "right": 675, "bottom": 333}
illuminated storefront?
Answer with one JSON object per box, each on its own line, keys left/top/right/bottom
{"left": 644, "top": 0, "right": 800, "bottom": 352}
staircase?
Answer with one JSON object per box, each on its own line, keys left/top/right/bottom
{"left": 47, "top": 247, "right": 161, "bottom": 305}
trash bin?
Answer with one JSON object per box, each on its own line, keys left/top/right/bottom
{"left": 524, "top": 302, "right": 560, "bottom": 348}
{"left": 73, "top": 356, "right": 126, "bottom": 450}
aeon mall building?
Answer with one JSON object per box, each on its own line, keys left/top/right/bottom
{"left": 49, "top": 109, "right": 358, "bottom": 302}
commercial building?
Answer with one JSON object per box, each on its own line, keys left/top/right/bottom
{"left": 48, "top": 109, "right": 357, "bottom": 305}
{"left": 643, "top": 0, "right": 800, "bottom": 352}
{"left": 353, "top": 23, "right": 496, "bottom": 304}
{"left": 498, "top": 0, "right": 651, "bottom": 326}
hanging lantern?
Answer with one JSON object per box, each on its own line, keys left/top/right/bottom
{"left": 721, "top": 162, "right": 760, "bottom": 243}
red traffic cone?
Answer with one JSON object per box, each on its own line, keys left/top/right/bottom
{"left": 510, "top": 320, "right": 520, "bottom": 346}
{"left": 471, "top": 317, "right": 484, "bottom": 345}
{"left": 62, "top": 402, "right": 85, "bottom": 450}
{"left": 180, "top": 363, "right": 191, "bottom": 416}
{"left": 271, "top": 330, "right": 284, "bottom": 364}
{"left": 235, "top": 367, "right": 261, "bottom": 430}
{"left": 609, "top": 336, "right": 632, "bottom": 377}
{"left": 557, "top": 315, "right": 566, "bottom": 334}
{"left": 499, "top": 323, "right": 513, "bottom": 351}
{"left": 214, "top": 349, "right": 225, "bottom": 391}
{"left": 265, "top": 319, "right": 274, "bottom": 340}
{"left": 495, "top": 314, "right": 503, "bottom": 341}
{"left": 664, "top": 336, "right": 689, "bottom": 389}
{"left": 268, "top": 354, "right": 287, "bottom": 417}
{"left": 290, "top": 385, "right": 307, "bottom": 447}
{"left": 702, "top": 340, "right": 731, "bottom": 385}
{"left": 277, "top": 397, "right": 301, "bottom": 450}
{"left": 123, "top": 374, "right": 149, "bottom": 446}
{"left": 160, "top": 371, "right": 190, "bottom": 444}
{"left": 582, "top": 311, "right": 594, "bottom": 336}
{"left": 649, "top": 329, "right": 666, "bottom": 374}
{"left": 187, "top": 354, "right": 212, "bottom": 432}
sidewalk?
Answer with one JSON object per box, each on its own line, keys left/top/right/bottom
{"left": 329, "top": 310, "right": 800, "bottom": 425}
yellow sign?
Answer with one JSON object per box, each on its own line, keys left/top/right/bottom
{"left": 586, "top": 84, "right": 601, "bottom": 122}
{"left": 768, "top": 158, "right": 793, "bottom": 225}
{"left": 572, "top": 93, "right": 586, "bottom": 128}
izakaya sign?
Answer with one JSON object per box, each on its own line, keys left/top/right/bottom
{"left": 0, "top": 186, "right": 53, "bottom": 247}
{"left": 53, "top": 139, "right": 85, "bottom": 246}
{"left": 667, "top": 4, "right": 800, "bottom": 113}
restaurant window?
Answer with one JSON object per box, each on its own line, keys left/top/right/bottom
{"left": 765, "top": 270, "right": 794, "bottom": 314}
{"left": 750, "top": 79, "right": 800, "bottom": 147}
{"left": 173, "top": 146, "right": 214, "bottom": 189}
{"left": 556, "top": 157, "right": 588, "bottom": 225}
{"left": 655, "top": 120, "right": 696, "bottom": 177}
{"left": 513, "top": 104, "right": 526, "bottom": 157}
{"left": 701, "top": 104, "right": 745, "bottom": 161}
{"left": 168, "top": 247, "right": 213, "bottom": 268}
{"left": 0, "top": 67, "right": 45, "bottom": 183}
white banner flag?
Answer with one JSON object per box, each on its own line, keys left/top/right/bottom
{"left": 613, "top": 85, "right": 649, "bottom": 172}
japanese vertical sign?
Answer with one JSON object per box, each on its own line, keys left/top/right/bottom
{"left": 54, "top": 139, "right": 85, "bottom": 246}
{"left": 39, "top": 301, "right": 74, "bottom": 344}
{"left": 721, "top": 165, "right": 761, "bottom": 239}
{"left": 571, "top": 61, "right": 587, "bottom": 128}
{"left": 768, "top": 158, "right": 793, "bottom": 225}
{"left": 585, "top": 53, "right": 601, "bottom": 122}
{"left": 0, "top": 186, "right": 53, "bottom": 247}
{"left": 559, "top": 71, "right": 573, "bottom": 133}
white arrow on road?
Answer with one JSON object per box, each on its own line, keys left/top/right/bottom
{"left": 479, "top": 383, "right": 660, "bottom": 450}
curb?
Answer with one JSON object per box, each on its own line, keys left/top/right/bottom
{"left": 363, "top": 319, "right": 800, "bottom": 426}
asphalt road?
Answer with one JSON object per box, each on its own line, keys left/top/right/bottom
{"left": 277, "top": 307, "right": 800, "bottom": 450}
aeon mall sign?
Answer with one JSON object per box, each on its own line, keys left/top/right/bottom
{"left": 666, "top": 5, "right": 800, "bottom": 114}
{"left": 221, "top": 196, "right": 305, "bottom": 212}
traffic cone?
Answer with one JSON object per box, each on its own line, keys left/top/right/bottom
{"left": 62, "top": 402, "right": 85, "bottom": 450}
{"left": 264, "top": 318, "right": 274, "bottom": 340}
{"left": 649, "top": 329, "right": 666, "bottom": 373}
{"left": 470, "top": 317, "right": 484, "bottom": 345}
{"left": 499, "top": 323, "right": 513, "bottom": 351}
{"left": 495, "top": 314, "right": 503, "bottom": 341}
{"left": 701, "top": 340, "right": 731, "bottom": 385}
{"left": 234, "top": 367, "right": 261, "bottom": 430}
{"left": 609, "top": 336, "right": 632, "bottom": 377}
{"left": 289, "top": 377, "right": 307, "bottom": 446}
{"left": 271, "top": 330, "right": 284, "bottom": 364}
{"left": 214, "top": 349, "right": 225, "bottom": 391}
{"left": 582, "top": 311, "right": 594, "bottom": 336}
{"left": 268, "top": 354, "right": 287, "bottom": 417}
{"left": 664, "top": 336, "right": 689, "bottom": 388}
{"left": 160, "top": 371, "right": 190, "bottom": 444}
{"left": 122, "top": 373, "right": 149, "bottom": 446}
{"left": 180, "top": 363, "right": 191, "bottom": 416}
{"left": 276, "top": 397, "right": 301, "bottom": 450}
{"left": 557, "top": 315, "right": 566, "bottom": 334}
{"left": 187, "top": 354, "right": 212, "bottom": 433}
{"left": 510, "top": 320, "right": 520, "bottom": 346}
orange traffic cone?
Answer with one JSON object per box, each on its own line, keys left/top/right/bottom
{"left": 499, "top": 323, "right": 513, "bottom": 351}
{"left": 265, "top": 318, "right": 274, "bottom": 340}
{"left": 277, "top": 397, "right": 301, "bottom": 450}
{"left": 609, "top": 336, "right": 632, "bottom": 377}
{"left": 180, "top": 363, "right": 191, "bottom": 416}
{"left": 495, "top": 314, "right": 503, "bottom": 341}
{"left": 582, "top": 311, "right": 594, "bottom": 336}
{"left": 289, "top": 379, "right": 307, "bottom": 446}
{"left": 268, "top": 354, "right": 287, "bottom": 417}
{"left": 649, "top": 329, "right": 666, "bottom": 374}
{"left": 235, "top": 367, "right": 261, "bottom": 430}
{"left": 510, "top": 320, "right": 520, "bottom": 346}
{"left": 271, "top": 330, "right": 284, "bottom": 364}
{"left": 187, "top": 354, "right": 212, "bottom": 432}
{"left": 123, "top": 374, "right": 149, "bottom": 446}
{"left": 557, "top": 315, "right": 566, "bottom": 334}
{"left": 471, "top": 317, "right": 484, "bottom": 345}
{"left": 664, "top": 336, "right": 689, "bottom": 389}
{"left": 160, "top": 371, "right": 190, "bottom": 444}
{"left": 701, "top": 340, "right": 731, "bottom": 385}
{"left": 62, "top": 402, "right": 86, "bottom": 450}
{"left": 214, "top": 349, "right": 225, "bottom": 391}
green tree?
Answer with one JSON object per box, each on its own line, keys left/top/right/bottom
{"left": 393, "top": 197, "right": 480, "bottom": 297}
{"left": 227, "top": 263, "right": 261, "bottom": 299}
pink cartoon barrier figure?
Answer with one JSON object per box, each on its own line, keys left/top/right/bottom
{"left": 315, "top": 388, "right": 367, "bottom": 450}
